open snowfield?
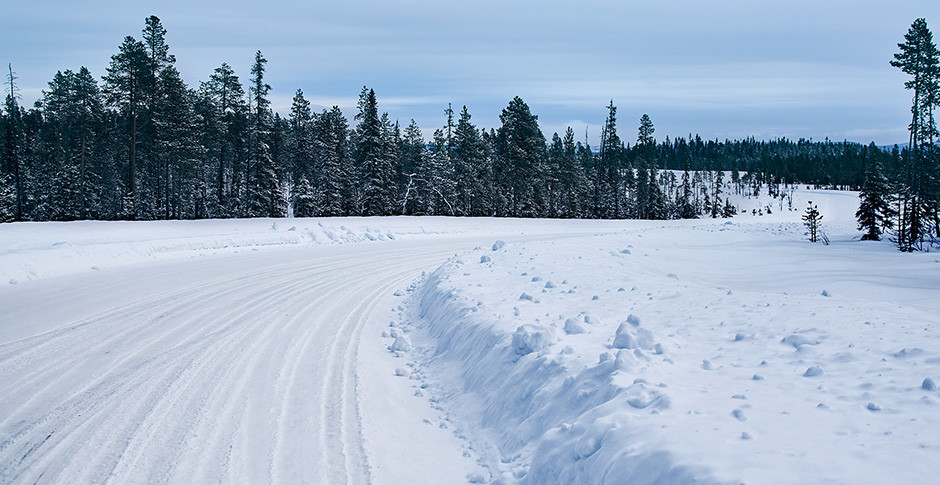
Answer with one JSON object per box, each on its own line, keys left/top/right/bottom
{"left": 2, "top": 189, "right": 939, "bottom": 484}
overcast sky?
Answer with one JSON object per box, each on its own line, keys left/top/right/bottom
{"left": 2, "top": 1, "right": 938, "bottom": 146}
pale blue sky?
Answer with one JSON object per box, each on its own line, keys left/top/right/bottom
{"left": 3, "top": 1, "right": 938, "bottom": 146}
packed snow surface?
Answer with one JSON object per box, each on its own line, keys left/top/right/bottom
{"left": 2, "top": 189, "right": 939, "bottom": 484}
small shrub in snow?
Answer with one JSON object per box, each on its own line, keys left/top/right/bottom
{"left": 512, "top": 325, "right": 554, "bottom": 355}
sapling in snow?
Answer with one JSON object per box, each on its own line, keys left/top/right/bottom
{"left": 803, "top": 201, "right": 824, "bottom": 243}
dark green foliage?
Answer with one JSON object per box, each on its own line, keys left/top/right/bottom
{"left": 6, "top": 14, "right": 929, "bottom": 238}
{"left": 495, "top": 97, "right": 545, "bottom": 217}
{"left": 891, "top": 18, "right": 940, "bottom": 251}
{"left": 856, "top": 143, "right": 895, "bottom": 241}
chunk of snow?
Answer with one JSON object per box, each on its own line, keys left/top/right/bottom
{"left": 544, "top": 280, "right": 556, "bottom": 289}
{"left": 480, "top": 255, "right": 491, "bottom": 263}
{"left": 564, "top": 318, "right": 586, "bottom": 335}
{"left": 512, "top": 325, "right": 554, "bottom": 356}
{"left": 492, "top": 240, "right": 506, "bottom": 251}
{"left": 803, "top": 366, "right": 823, "bottom": 377}
{"left": 389, "top": 335, "right": 413, "bottom": 352}
{"left": 519, "top": 292, "right": 534, "bottom": 301}
{"left": 781, "top": 334, "right": 819, "bottom": 348}
{"left": 612, "top": 322, "right": 655, "bottom": 350}
{"left": 866, "top": 402, "right": 882, "bottom": 411}
{"left": 395, "top": 367, "right": 408, "bottom": 376}
{"left": 626, "top": 314, "right": 641, "bottom": 326}
{"left": 923, "top": 377, "right": 937, "bottom": 391}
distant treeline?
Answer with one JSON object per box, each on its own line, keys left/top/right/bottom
{"left": 0, "top": 16, "right": 913, "bottom": 226}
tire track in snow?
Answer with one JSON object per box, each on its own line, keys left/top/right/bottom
{"left": 0, "top": 242, "right": 461, "bottom": 484}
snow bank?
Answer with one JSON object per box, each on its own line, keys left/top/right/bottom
{"left": 414, "top": 268, "right": 720, "bottom": 483}
{"left": 403, "top": 189, "right": 940, "bottom": 484}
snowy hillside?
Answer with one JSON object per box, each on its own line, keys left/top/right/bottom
{"left": 1, "top": 188, "right": 938, "bottom": 484}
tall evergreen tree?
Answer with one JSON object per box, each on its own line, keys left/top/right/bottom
{"left": 201, "top": 63, "right": 247, "bottom": 215}
{"left": 596, "top": 101, "right": 622, "bottom": 218}
{"left": 891, "top": 18, "right": 940, "bottom": 250}
{"left": 397, "top": 119, "right": 425, "bottom": 215}
{"left": 103, "top": 35, "right": 154, "bottom": 218}
{"left": 3, "top": 65, "right": 25, "bottom": 220}
{"left": 856, "top": 143, "right": 895, "bottom": 240}
{"left": 452, "top": 106, "right": 486, "bottom": 215}
{"left": 288, "top": 89, "right": 314, "bottom": 203}
{"left": 42, "top": 68, "right": 105, "bottom": 220}
{"left": 352, "top": 87, "right": 393, "bottom": 215}
{"left": 495, "top": 96, "right": 545, "bottom": 217}
{"left": 314, "top": 106, "right": 350, "bottom": 216}
{"left": 246, "top": 51, "right": 283, "bottom": 217}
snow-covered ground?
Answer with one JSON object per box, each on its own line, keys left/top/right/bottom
{"left": 2, "top": 189, "right": 938, "bottom": 484}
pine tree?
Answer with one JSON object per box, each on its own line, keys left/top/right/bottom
{"left": 292, "top": 173, "right": 316, "bottom": 217}
{"left": 424, "top": 128, "right": 456, "bottom": 215}
{"left": 452, "top": 106, "right": 486, "bottom": 215}
{"left": 4, "top": 65, "right": 26, "bottom": 220}
{"left": 201, "top": 63, "right": 247, "bottom": 216}
{"left": 396, "top": 119, "right": 425, "bottom": 215}
{"left": 246, "top": 51, "right": 283, "bottom": 217}
{"left": 495, "top": 96, "right": 545, "bottom": 217}
{"left": 856, "top": 143, "right": 895, "bottom": 240}
{"left": 803, "top": 201, "right": 823, "bottom": 243}
{"left": 596, "top": 101, "right": 621, "bottom": 218}
{"left": 352, "top": 87, "right": 394, "bottom": 215}
{"left": 0, "top": 174, "right": 14, "bottom": 222}
{"left": 103, "top": 36, "right": 154, "bottom": 219}
{"left": 314, "top": 106, "right": 350, "bottom": 216}
{"left": 891, "top": 18, "right": 940, "bottom": 250}
{"left": 288, "top": 89, "right": 314, "bottom": 206}
{"left": 154, "top": 66, "right": 203, "bottom": 219}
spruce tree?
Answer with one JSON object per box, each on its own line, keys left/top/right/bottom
{"left": 201, "top": 63, "right": 248, "bottom": 216}
{"left": 452, "top": 106, "right": 486, "bottom": 215}
{"left": 892, "top": 18, "right": 940, "bottom": 250}
{"left": 4, "top": 66, "right": 25, "bottom": 220}
{"left": 495, "top": 96, "right": 545, "bottom": 217}
{"left": 314, "top": 106, "right": 350, "bottom": 216}
{"left": 596, "top": 101, "right": 621, "bottom": 218}
{"left": 803, "top": 201, "right": 823, "bottom": 243}
{"left": 856, "top": 143, "right": 895, "bottom": 240}
{"left": 103, "top": 36, "right": 154, "bottom": 219}
{"left": 396, "top": 119, "right": 425, "bottom": 215}
{"left": 351, "top": 87, "right": 393, "bottom": 215}
{"left": 246, "top": 51, "right": 283, "bottom": 217}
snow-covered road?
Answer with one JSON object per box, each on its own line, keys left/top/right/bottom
{"left": 0, "top": 239, "right": 485, "bottom": 483}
